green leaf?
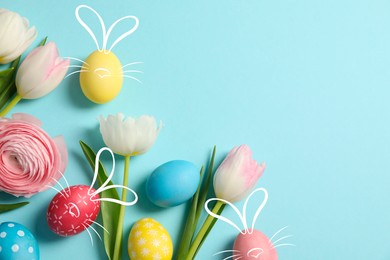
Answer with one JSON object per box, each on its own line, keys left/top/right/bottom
{"left": 0, "top": 81, "right": 16, "bottom": 112}
{"left": 0, "top": 68, "right": 15, "bottom": 90}
{"left": 39, "top": 37, "right": 48, "bottom": 46}
{"left": 0, "top": 57, "right": 20, "bottom": 111}
{"left": 176, "top": 166, "right": 204, "bottom": 260}
{"left": 0, "top": 202, "right": 29, "bottom": 214}
{"left": 79, "top": 140, "right": 120, "bottom": 260}
{"left": 194, "top": 146, "right": 216, "bottom": 228}
{"left": 194, "top": 203, "right": 226, "bottom": 257}
{"left": 177, "top": 146, "right": 217, "bottom": 259}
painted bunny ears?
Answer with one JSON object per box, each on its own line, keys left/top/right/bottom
{"left": 75, "top": 5, "right": 139, "bottom": 53}
{"left": 205, "top": 188, "right": 268, "bottom": 235}
{"left": 88, "top": 147, "right": 138, "bottom": 206}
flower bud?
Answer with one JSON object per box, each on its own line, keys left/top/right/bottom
{"left": 0, "top": 9, "right": 37, "bottom": 64}
{"left": 213, "top": 145, "right": 265, "bottom": 202}
{"left": 100, "top": 113, "right": 161, "bottom": 156}
{"left": 15, "top": 42, "right": 70, "bottom": 99}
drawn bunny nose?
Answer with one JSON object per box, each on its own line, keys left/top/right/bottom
{"left": 94, "top": 68, "right": 112, "bottom": 78}
{"left": 247, "top": 248, "right": 264, "bottom": 258}
{"left": 68, "top": 203, "right": 80, "bottom": 218}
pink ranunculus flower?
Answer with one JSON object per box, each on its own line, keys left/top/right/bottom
{"left": 0, "top": 113, "right": 68, "bottom": 197}
{"left": 15, "top": 41, "right": 70, "bottom": 99}
{"left": 213, "top": 145, "right": 266, "bottom": 202}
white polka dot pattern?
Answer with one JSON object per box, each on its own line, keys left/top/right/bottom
{"left": 0, "top": 222, "right": 39, "bottom": 259}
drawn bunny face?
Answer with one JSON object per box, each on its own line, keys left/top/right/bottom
{"left": 233, "top": 229, "right": 277, "bottom": 260}
{"left": 206, "top": 188, "right": 294, "bottom": 260}
{"left": 46, "top": 147, "right": 138, "bottom": 244}
{"left": 67, "top": 5, "right": 142, "bottom": 104}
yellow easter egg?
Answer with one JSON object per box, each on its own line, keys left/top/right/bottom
{"left": 128, "top": 218, "right": 173, "bottom": 260}
{"left": 80, "top": 50, "right": 123, "bottom": 104}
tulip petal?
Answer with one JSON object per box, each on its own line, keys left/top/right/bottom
{"left": 99, "top": 113, "right": 161, "bottom": 156}
{"left": 15, "top": 42, "right": 69, "bottom": 99}
{"left": 0, "top": 10, "right": 37, "bottom": 64}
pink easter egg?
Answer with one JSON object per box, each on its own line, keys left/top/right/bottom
{"left": 46, "top": 185, "right": 100, "bottom": 236}
{"left": 233, "top": 229, "right": 277, "bottom": 260}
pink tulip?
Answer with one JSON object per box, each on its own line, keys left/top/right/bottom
{"left": 15, "top": 42, "right": 69, "bottom": 99}
{"left": 213, "top": 145, "right": 266, "bottom": 202}
{"left": 0, "top": 113, "right": 68, "bottom": 197}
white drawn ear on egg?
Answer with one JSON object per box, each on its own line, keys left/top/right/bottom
{"left": 205, "top": 188, "right": 296, "bottom": 259}
{"left": 46, "top": 147, "right": 138, "bottom": 245}
{"left": 64, "top": 5, "right": 143, "bottom": 84}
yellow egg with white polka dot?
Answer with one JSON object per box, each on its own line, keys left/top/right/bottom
{"left": 128, "top": 218, "right": 173, "bottom": 260}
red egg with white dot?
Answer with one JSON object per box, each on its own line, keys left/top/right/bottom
{"left": 46, "top": 185, "right": 100, "bottom": 236}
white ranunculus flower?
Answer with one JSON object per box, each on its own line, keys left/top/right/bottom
{"left": 99, "top": 113, "right": 162, "bottom": 156}
{"left": 0, "top": 9, "right": 37, "bottom": 64}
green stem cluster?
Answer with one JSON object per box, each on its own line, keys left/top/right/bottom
{"left": 113, "top": 155, "right": 130, "bottom": 260}
{"left": 176, "top": 146, "right": 227, "bottom": 260}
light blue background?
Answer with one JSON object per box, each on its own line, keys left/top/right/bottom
{"left": 1, "top": 0, "right": 390, "bottom": 259}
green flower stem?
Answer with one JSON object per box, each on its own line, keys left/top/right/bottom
{"left": 186, "top": 200, "right": 225, "bottom": 260}
{"left": 113, "top": 155, "right": 130, "bottom": 260}
{"left": 0, "top": 93, "right": 21, "bottom": 117}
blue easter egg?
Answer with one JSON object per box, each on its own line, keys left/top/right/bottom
{"left": 146, "top": 160, "right": 200, "bottom": 207}
{"left": 0, "top": 222, "right": 39, "bottom": 260}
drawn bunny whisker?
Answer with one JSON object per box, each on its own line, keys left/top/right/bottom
{"left": 67, "top": 64, "right": 89, "bottom": 69}
{"left": 213, "top": 249, "right": 240, "bottom": 256}
{"left": 269, "top": 226, "right": 289, "bottom": 243}
{"left": 121, "top": 61, "right": 143, "bottom": 69}
{"left": 45, "top": 185, "right": 67, "bottom": 198}
{"left": 123, "top": 75, "right": 142, "bottom": 84}
{"left": 83, "top": 224, "right": 94, "bottom": 246}
{"left": 271, "top": 235, "right": 293, "bottom": 246}
{"left": 65, "top": 70, "right": 89, "bottom": 79}
{"left": 51, "top": 177, "right": 70, "bottom": 197}
{"left": 57, "top": 170, "right": 71, "bottom": 195}
{"left": 272, "top": 243, "right": 296, "bottom": 249}
{"left": 63, "top": 56, "right": 90, "bottom": 66}
{"left": 88, "top": 224, "right": 102, "bottom": 241}
{"left": 223, "top": 254, "right": 243, "bottom": 260}
{"left": 122, "top": 69, "right": 143, "bottom": 74}
{"left": 89, "top": 220, "right": 109, "bottom": 234}
{"left": 207, "top": 188, "right": 294, "bottom": 259}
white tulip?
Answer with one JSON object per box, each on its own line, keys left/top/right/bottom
{"left": 99, "top": 113, "right": 162, "bottom": 156}
{"left": 0, "top": 9, "right": 37, "bottom": 64}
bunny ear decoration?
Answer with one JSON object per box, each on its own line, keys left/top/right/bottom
{"left": 242, "top": 188, "right": 268, "bottom": 234}
{"left": 205, "top": 198, "right": 247, "bottom": 234}
{"left": 75, "top": 5, "right": 107, "bottom": 52}
{"left": 75, "top": 4, "right": 139, "bottom": 53}
{"left": 106, "top": 15, "right": 139, "bottom": 52}
{"left": 204, "top": 188, "right": 269, "bottom": 235}
{"left": 88, "top": 147, "right": 138, "bottom": 206}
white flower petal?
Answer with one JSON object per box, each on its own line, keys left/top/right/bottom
{"left": 99, "top": 114, "right": 161, "bottom": 156}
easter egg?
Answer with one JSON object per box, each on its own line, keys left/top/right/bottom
{"left": 46, "top": 185, "right": 100, "bottom": 236}
{"left": 146, "top": 160, "right": 200, "bottom": 207}
{"left": 128, "top": 218, "right": 173, "bottom": 260}
{"left": 0, "top": 222, "right": 39, "bottom": 260}
{"left": 233, "top": 229, "right": 277, "bottom": 260}
{"left": 80, "top": 50, "right": 123, "bottom": 104}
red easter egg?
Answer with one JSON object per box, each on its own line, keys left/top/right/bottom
{"left": 46, "top": 185, "right": 100, "bottom": 236}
